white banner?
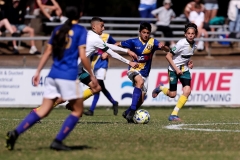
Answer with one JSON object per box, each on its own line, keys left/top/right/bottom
{"left": 0, "top": 69, "right": 239, "bottom": 107}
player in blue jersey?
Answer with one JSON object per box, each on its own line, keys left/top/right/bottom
{"left": 83, "top": 33, "right": 119, "bottom": 116}
{"left": 5, "top": 6, "right": 96, "bottom": 151}
{"left": 116, "top": 22, "right": 169, "bottom": 123}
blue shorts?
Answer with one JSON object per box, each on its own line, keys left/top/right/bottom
{"left": 12, "top": 24, "right": 26, "bottom": 33}
{"left": 205, "top": 3, "right": 219, "bottom": 10}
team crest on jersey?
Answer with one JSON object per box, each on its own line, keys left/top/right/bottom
{"left": 171, "top": 47, "right": 176, "bottom": 51}
{"left": 146, "top": 44, "right": 153, "bottom": 50}
{"left": 170, "top": 77, "right": 174, "bottom": 81}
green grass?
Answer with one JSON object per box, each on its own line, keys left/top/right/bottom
{"left": 1, "top": 107, "right": 240, "bottom": 160}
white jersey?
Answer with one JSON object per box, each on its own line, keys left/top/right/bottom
{"left": 78, "top": 30, "right": 130, "bottom": 74}
{"left": 169, "top": 38, "right": 196, "bottom": 72}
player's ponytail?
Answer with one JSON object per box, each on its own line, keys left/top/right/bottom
{"left": 52, "top": 6, "right": 80, "bottom": 60}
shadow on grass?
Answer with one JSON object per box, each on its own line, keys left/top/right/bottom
{"left": 78, "top": 121, "right": 122, "bottom": 124}
{"left": 35, "top": 145, "right": 94, "bottom": 151}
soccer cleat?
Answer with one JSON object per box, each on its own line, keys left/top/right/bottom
{"left": 50, "top": 140, "right": 71, "bottom": 151}
{"left": 112, "top": 101, "right": 118, "bottom": 116}
{"left": 5, "top": 130, "right": 18, "bottom": 150}
{"left": 122, "top": 111, "right": 127, "bottom": 119}
{"left": 126, "top": 110, "right": 135, "bottom": 123}
{"left": 83, "top": 110, "right": 94, "bottom": 116}
{"left": 152, "top": 83, "right": 164, "bottom": 98}
{"left": 168, "top": 115, "right": 181, "bottom": 121}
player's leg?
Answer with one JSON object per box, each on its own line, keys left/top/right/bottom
{"left": 66, "top": 71, "right": 101, "bottom": 111}
{"left": 152, "top": 70, "right": 177, "bottom": 98}
{"left": 98, "top": 79, "right": 118, "bottom": 115}
{"left": 84, "top": 91, "right": 100, "bottom": 116}
{"left": 5, "top": 77, "right": 59, "bottom": 150}
{"left": 124, "top": 71, "right": 144, "bottom": 123}
{"left": 169, "top": 71, "right": 191, "bottom": 121}
{"left": 50, "top": 79, "right": 84, "bottom": 151}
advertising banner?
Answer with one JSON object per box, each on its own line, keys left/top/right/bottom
{"left": 0, "top": 69, "right": 239, "bottom": 107}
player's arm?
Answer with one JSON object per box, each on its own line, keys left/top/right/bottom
{"left": 166, "top": 52, "right": 182, "bottom": 75}
{"left": 106, "top": 43, "right": 137, "bottom": 59}
{"left": 95, "top": 39, "right": 138, "bottom": 68}
{"left": 188, "top": 60, "right": 193, "bottom": 69}
{"left": 33, "top": 44, "right": 52, "bottom": 86}
{"left": 79, "top": 45, "right": 97, "bottom": 85}
{"left": 114, "top": 41, "right": 138, "bottom": 60}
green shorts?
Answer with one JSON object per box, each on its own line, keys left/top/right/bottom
{"left": 168, "top": 70, "right": 191, "bottom": 91}
{"left": 78, "top": 69, "right": 91, "bottom": 85}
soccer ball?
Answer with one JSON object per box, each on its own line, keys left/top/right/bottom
{"left": 133, "top": 109, "right": 150, "bottom": 124}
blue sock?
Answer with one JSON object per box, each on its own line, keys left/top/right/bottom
{"left": 90, "top": 93, "right": 100, "bottom": 112}
{"left": 103, "top": 90, "right": 116, "bottom": 104}
{"left": 15, "top": 111, "right": 40, "bottom": 135}
{"left": 55, "top": 114, "right": 79, "bottom": 142}
{"left": 130, "top": 87, "right": 142, "bottom": 111}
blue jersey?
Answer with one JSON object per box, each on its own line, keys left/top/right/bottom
{"left": 48, "top": 24, "right": 87, "bottom": 80}
{"left": 90, "top": 33, "right": 116, "bottom": 71}
{"left": 120, "top": 37, "right": 160, "bottom": 77}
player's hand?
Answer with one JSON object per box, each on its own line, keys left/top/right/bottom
{"left": 176, "top": 68, "right": 183, "bottom": 75}
{"left": 127, "top": 49, "right": 138, "bottom": 61}
{"left": 129, "top": 62, "right": 139, "bottom": 69}
{"left": 188, "top": 60, "right": 193, "bottom": 69}
{"left": 33, "top": 72, "right": 40, "bottom": 86}
{"left": 90, "top": 75, "right": 98, "bottom": 88}
{"left": 159, "top": 43, "right": 170, "bottom": 52}
{"left": 101, "top": 52, "right": 108, "bottom": 59}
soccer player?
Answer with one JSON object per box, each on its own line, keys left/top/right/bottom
{"left": 5, "top": 6, "right": 96, "bottom": 151}
{"left": 84, "top": 33, "right": 119, "bottom": 116}
{"left": 116, "top": 22, "right": 169, "bottom": 123}
{"left": 152, "top": 23, "right": 197, "bottom": 121}
{"left": 64, "top": 17, "right": 139, "bottom": 111}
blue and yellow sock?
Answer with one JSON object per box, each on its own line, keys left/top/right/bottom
{"left": 130, "top": 87, "right": 142, "bottom": 111}
{"left": 83, "top": 88, "right": 93, "bottom": 101}
{"left": 55, "top": 114, "right": 79, "bottom": 142}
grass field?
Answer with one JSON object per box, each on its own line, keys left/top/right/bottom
{"left": 1, "top": 107, "right": 240, "bottom": 160}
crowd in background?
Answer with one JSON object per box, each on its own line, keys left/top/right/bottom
{"left": 0, "top": 0, "right": 239, "bottom": 54}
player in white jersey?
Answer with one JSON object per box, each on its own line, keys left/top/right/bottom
{"left": 152, "top": 23, "right": 197, "bottom": 121}
{"left": 65, "top": 17, "right": 138, "bottom": 110}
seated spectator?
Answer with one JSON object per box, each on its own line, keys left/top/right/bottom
{"left": 33, "top": 0, "right": 65, "bottom": 22}
{"left": 151, "top": 0, "right": 175, "bottom": 47}
{"left": 5, "top": 0, "right": 40, "bottom": 54}
{"left": 189, "top": 3, "right": 209, "bottom": 53}
{"left": 228, "top": 0, "right": 240, "bottom": 32}
{"left": 138, "top": 0, "right": 157, "bottom": 19}
{"left": 184, "top": 0, "right": 205, "bottom": 20}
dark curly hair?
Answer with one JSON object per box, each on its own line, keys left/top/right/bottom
{"left": 184, "top": 23, "right": 198, "bottom": 35}
{"left": 139, "top": 22, "right": 151, "bottom": 32}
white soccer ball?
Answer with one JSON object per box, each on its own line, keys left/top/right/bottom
{"left": 133, "top": 109, "right": 150, "bottom": 124}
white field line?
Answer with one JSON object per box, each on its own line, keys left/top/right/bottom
{"left": 165, "top": 123, "right": 240, "bottom": 132}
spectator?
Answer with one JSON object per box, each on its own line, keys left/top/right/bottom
{"left": 33, "top": 0, "right": 64, "bottom": 22}
{"left": 184, "top": 0, "right": 205, "bottom": 19}
{"left": 151, "top": 0, "right": 175, "bottom": 47}
{"left": 138, "top": 0, "right": 157, "bottom": 18}
{"left": 5, "top": 0, "right": 40, "bottom": 54}
{"left": 189, "top": 3, "right": 209, "bottom": 52}
{"left": 228, "top": 0, "right": 240, "bottom": 32}
{"left": 204, "top": 0, "right": 218, "bottom": 24}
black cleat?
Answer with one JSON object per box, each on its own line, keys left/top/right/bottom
{"left": 126, "top": 110, "right": 135, "bottom": 123}
{"left": 50, "top": 140, "right": 71, "bottom": 151}
{"left": 122, "top": 111, "right": 127, "bottom": 119}
{"left": 5, "top": 130, "right": 18, "bottom": 150}
{"left": 83, "top": 110, "right": 94, "bottom": 116}
{"left": 113, "top": 101, "right": 118, "bottom": 116}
